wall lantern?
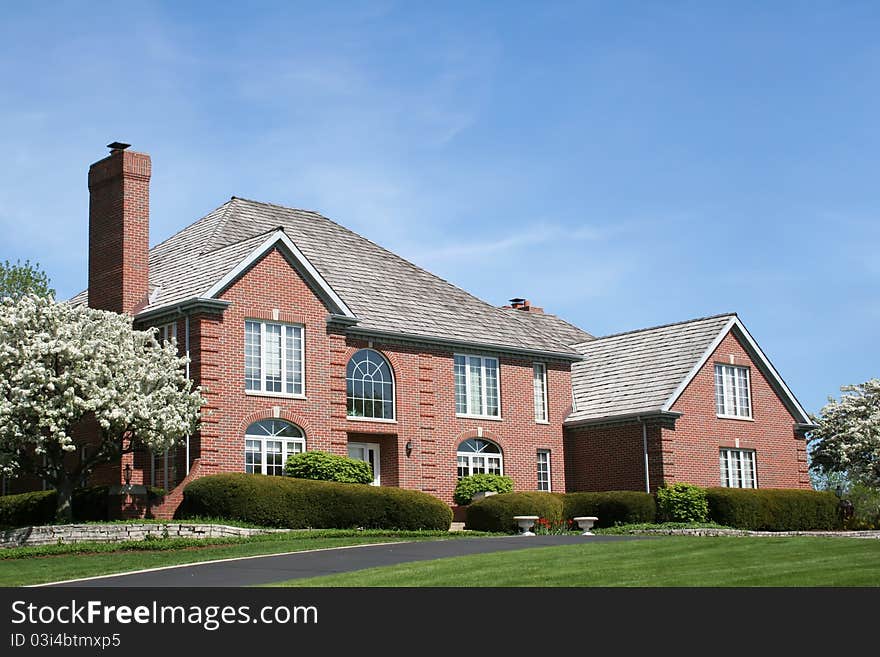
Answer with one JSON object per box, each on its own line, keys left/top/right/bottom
{"left": 123, "top": 463, "right": 133, "bottom": 487}
{"left": 405, "top": 441, "right": 413, "bottom": 457}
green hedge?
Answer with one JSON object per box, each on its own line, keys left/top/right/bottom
{"left": 465, "top": 492, "right": 564, "bottom": 532}
{"left": 178, "top": 473, "right": 452, "bottom": 530}
{"left": 284, "top": 451, "right": 374, "bottom": 484}
{"left": 453, "top": 474, "right": 514, "bottom": 505}
{"left": 656, "top": 483, "right": 708, "bottom": 523}
{"left": 0, "top": 486, "right": 111, "bottom": 529}
{"left": 562, "top": 491, "right": 656, "bottom": 528}
{"left": 706, "top": 488, "right": 840, "bottom": 531}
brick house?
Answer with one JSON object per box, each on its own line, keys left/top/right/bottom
{"left": 4, "top": 143, "right": 816, "bottom": 513}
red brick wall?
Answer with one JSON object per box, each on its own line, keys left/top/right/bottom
{"left": 564, "top": 423, "right": 661, "bottom": 492}
{"left": 152, "top": 246, "right": 570, "bottom": 505}
{"left": 664, "top": 330, "right": 811, "bottom": 489}
{"left": 87, "top": 149, "right": 151, "bottom": 315}
{"left": 563, "top": 328, "right": 810, "bottom": 493}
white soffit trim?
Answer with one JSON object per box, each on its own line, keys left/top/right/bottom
{"left": 660, "top": 316, "right": 811, "bottom": 424}
{"left": 202, "top": 230, "right": 357, "bottom": 319}
{"left": 728, "top": 317, "right": 811, "bottom": 423}
{"left": 660, "top": 315, "right": 737, "bottom": 414}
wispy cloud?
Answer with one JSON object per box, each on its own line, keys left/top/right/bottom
{"left": 406, "top": 219, "right": 631, "bottom": 264}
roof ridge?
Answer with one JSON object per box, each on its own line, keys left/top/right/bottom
{"left": 229, "top": 196, "right": 525, "bottom": 320}
{"left": 149, "top": 201, "right": 229, "bottom": 253}
{"left": 200, "top": 198, "right": 237, "bottom": 255}
{"left": 198, "top": 226, "right": 278, "bottom": 257}
{"left": 575, "top": 312, "right": 736, "bottom": 345}
{"left": 500, "top": 307, "right": 595, "bottom": 340}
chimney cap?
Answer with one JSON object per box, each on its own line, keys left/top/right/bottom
{"left": 509, "top": 297, "right": 527, "bottom": 305}
{"left": 107, "top": 141, "right": 131, "bottom": 151}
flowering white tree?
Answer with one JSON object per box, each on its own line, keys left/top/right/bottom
{"left": 0, "top": 295, "right": 204, "bottom": 521}
{"left": 809, "top": 379, "right": 880, "bottom": 489}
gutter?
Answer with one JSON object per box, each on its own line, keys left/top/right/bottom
{"left": 343, "top": 326, "right": 584, "bottom": 362}
{"left": 134, "top": 298, "right": 230, "bottom": 324}
{"left": 639, "top": 416, "right": 650, "bottom": 493}
{"left": 564, "top": 409, "right": 682, "bottom": 430}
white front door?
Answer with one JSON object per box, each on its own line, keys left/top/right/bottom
{"left": 348, "top": 442, "right": 381, "bottom": 486}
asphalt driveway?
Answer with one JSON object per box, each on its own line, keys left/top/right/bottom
{"left": 47, "top": 534, "right": 648, "bottom": 587}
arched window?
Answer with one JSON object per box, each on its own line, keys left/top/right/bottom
{"left": 346, "top": 349, "right": 395, "bottom": 420}
{"left": 456, "top": 438, "right": 503, "bottom": 479}
{"left": 244, "top": 419, "right": 305, "bottom": 476}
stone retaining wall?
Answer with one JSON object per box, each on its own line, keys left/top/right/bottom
{"left": 631, "top": 528, "right": 880, "bottom": 539}
{"left": 0, "top": 523, "right": 289, "bottom": 548}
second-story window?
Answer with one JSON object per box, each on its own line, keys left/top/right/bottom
{"left": 533, "top": 363, "right": 548, "bottom": 423}
{"left": 454, "top": 354, "right": 500, "bottom": 418}
{"left": 347, "top": 349, "right": 395, "bottom": 420}
{"left": 715, "top": 364, "right": 752, "bottom": 418}
{"left": 245, "top": 320, "right": 304, "bottom": 396}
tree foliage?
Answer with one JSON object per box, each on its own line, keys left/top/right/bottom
{"left": 0, "top": 259, "right": 54, "bottom": 300}
{"left": 0, "top": 295, "right": 204, "bottom": 521}
{"left": 809, "top": 379, "right": 880, "bottom": 488}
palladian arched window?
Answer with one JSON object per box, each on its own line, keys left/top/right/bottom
{"left": 346, "top": 349, "right": 395, "bottom": 420}
{"left": 456, "top": 438, "right": 503, "bottom": 479}
{"left": 244, "top": 420, "right": 305, "bottom": 476}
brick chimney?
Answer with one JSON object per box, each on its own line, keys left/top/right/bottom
{"left": 505, "top": 298, "right": 544, "bottom": 313}
{"left": 87, "top": 142, "right": 151, "bottom": 314}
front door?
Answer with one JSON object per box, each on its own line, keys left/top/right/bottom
{"left": 348, "top": 442, "right": 381, "bottom": 486}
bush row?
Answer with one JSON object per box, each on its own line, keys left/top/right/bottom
{"left": 0, "top": 486, "right": 111, "bottom": 529}
{"left": 465, "top": 487, "right": 842, "bottom": 533}
{"left": 178, "top": 473, "right": 452, "bottom": 530}
{"left": 705, "top": 487, "right": 839, "bottom": 531}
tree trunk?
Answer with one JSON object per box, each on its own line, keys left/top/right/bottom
{"left": 55, "top": 479, "right": 75, "bottom": 524}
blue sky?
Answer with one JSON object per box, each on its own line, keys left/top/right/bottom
{"left": 1, "top": 2, "right": 878, "bottom": 414}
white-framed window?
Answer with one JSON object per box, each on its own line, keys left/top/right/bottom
{"left": 245, "top": 320, "right": 304, "bottom": 396}
{"left": 346, "top": 349, "right": 395, "bottom": 420}
{"left": 533, "top": 363, "right": 548, "bottom": 423}
{"left": 720, "top": 448, "right": 757, "bottom": 488}
{"left": 537, "top": 449, "right": 551, "bottom": 491}
{"left": 244, "top": 420, "right": 306, "bottom": 476}
{"left": 715, "top": 364, "right": 752, "bottom": 418}
{"left": 454, "top": 354, "right": 500, "bottom": 418}
{"left": 456, "top": 438, "right": 503, "bottom": 479}
{"left": 159, "top": 322, "right": 177, "bottom": 345}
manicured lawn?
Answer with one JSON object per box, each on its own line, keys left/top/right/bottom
{"left": 0, "top": 530, "right": 472, "bottom": 587}
{"left": 273, "top": 536, "right": 880, "bottom": 587}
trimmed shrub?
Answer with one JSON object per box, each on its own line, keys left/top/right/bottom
{"left": 178, "top": 473, "right": 452, "bottom": 530}
{"left": 284, "top": 451, "right": 373, "bottom": 484}
{"left": 465, "top": 492, "right": 563, "bottom": 533}
{"left": 706, "top": 488, "right": 840, "bottom": 531}
{"left": 0, "top": 486, "right": 110, "bottom": 529}
{"left": 453, "top": 474, "right": 514, "bottom": 505}
{"left": 844, "top": 485, "right": 880, "bottom": 530}
{"left": 562, "top": 491, "right": 656, "bottom": 528}
{"left": 0, "top": 491, "right": 56, "bottom": 529}
{"left": 656, "top": 483, "right": 709, "bottom": 523}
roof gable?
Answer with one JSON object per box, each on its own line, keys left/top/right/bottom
{"left": 567, "top": 314, "right": 811, "bottom": 426}
{"left": 203, "top": 229, "right": 356, "bottom": 319}
{"left": 662, "top": 316, "right": 811, "bottom": 424}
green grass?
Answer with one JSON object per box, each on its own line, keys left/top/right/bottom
{"left": 272, "top": 536, "right": 880, "bottom": 587}
{"left": 0, "top": 530, "right": 483, "bottom": 587}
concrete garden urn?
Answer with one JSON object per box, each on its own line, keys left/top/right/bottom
{"left": 513, "top": 516, "right": 539, "bottom": 536}
{"left": 573, "top": 516, "right": 598, "bottom": 535}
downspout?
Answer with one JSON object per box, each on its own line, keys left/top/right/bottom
{"left": 640, "top": 418, "right": 650, "bottom": 494}
{"left": 185, "top": 312, "right": 191, "bottom": 475}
